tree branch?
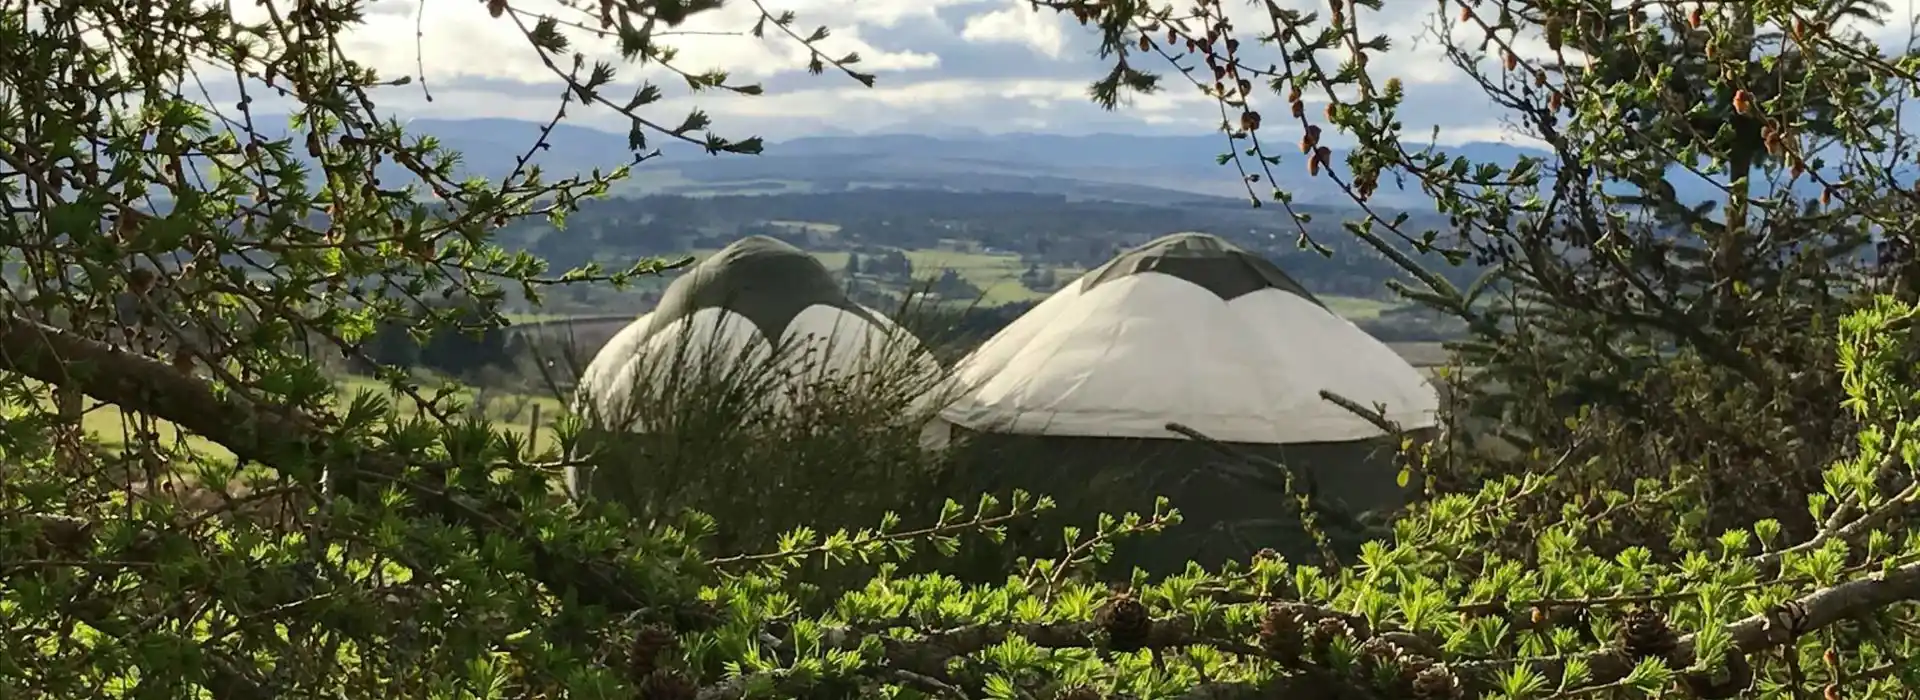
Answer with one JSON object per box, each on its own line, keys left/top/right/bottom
{"left": 0, "top": 312, "right": 680, "bottom": 616}
{"left": 713, "top": 561, "right": 1920, "bottom": 698}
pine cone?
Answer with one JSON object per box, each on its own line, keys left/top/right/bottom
{"left": 1396, "top": 654, "right": 1438, "bottom": 689}
{"left": 1257, "top": 604, "right": 1305, "bottom": 660}
{"left": 1357, "top": 636, "right": 1402, "bottom": 669}
{"left": 1619, "top": 606, "right": 1679, "bottom": 662}
{"left": 1096, "top": 591, "right": 1153, "bottom": 652}
{"left": 628, "top": 624, "right": 679, "bottom": 682}
{"left": 1410, "top": 664, "right": 1462, "bottom": 700}
{"left": 1310, "top": 616, "right": 1351, "bottom": 645}
{"left": 636, "top": 668, "right": 698, "bottom": 700}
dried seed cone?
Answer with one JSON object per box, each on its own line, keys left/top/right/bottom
{"left": 1308, "top": 615, "right": 1352, "bottom": 660}
{"left": 636, "top": 668, "right": 698, "bottom": 700}
{"left": 1357, "top": 636, "right": 1401, "bottom": 667}
{"left": 1410, "top": 664, "right": 1462, "bottom": 700}
{"left": 628, "top": 624, "right": 679, "bottom": 682}
{"left": 1618, "top": 606, "right": 1679, "bottom": 661}
{"left": 1257, "top": 604, "right": 1305, "bottom": 660}
{"left": 1097, "top": 592, "right": 1152, "bottom": 652}
{"left": 1396, "top": 653, "right": 1438, "bottom": 689}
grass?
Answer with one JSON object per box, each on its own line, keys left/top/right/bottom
{"left": 569, "top": 301, "right": 960, "bottom": 561}
{"left": 767, "top": 220, "right": 842, "bottom": 234}
{"left": 504, "top": 312, "right": 591, "bottom": 325}
{"left": 1320, "top": 296, "right": 1400, "bottom": 320}
{"left": 20, "top": 376, "right": 568, "bottom": 465}
{"left": 334, "top": 376, "right": 568, "bottom": 454}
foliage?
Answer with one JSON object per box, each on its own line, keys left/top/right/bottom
{"left": 565, "top": 300, "right": 960, "bottom": 561}
{"left": 8, "top": 0, "right": 1920, "bottom": 698}
{"left": 357, "top": 293, "right": 520, "bottom": 379}
{"left": 1045, "top": 0, "right": 1920, "bottom": 540}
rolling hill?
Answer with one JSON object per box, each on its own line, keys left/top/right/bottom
{"left": 382, "top": 118, "right": 1538, "bottom": 208}
{"left": 363, "top": 118, "right": 1839, "bottom": 210}
{"left": 140, "top": 116, "right": 1853, "bottom": 215}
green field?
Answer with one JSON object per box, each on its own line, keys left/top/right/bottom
{"left": 504, "top": 312, "right": 586, "bottom": 325}
{"left": 680, "top": 244, "right": 1404, "bottom": 317}
{"left": 1319, "top": 295, "right": 1400, "bottom": 320}
{"left": 18, "top": 377, "right": 567, "bottom": 465}
{"left": 686, "top": 245, "right": 1070, "bottom": 305}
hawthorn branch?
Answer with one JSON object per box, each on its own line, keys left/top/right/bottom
{"left": 14, "top": 310, "right": 1920, "bottom": 698}
{"left": 1752, "top": 455, "right": 1918, "bottom": 571}
{"left": 714, "top": 561, "right": 1920, "bottom": 699}
{"left": 0, "top": 312, "right": 676, "bottom": 616}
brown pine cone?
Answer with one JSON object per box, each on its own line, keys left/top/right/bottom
{"left": 1396, "top": 654, "right": 1438, "bottom": 690}
{"left": 1310, "top": 616, "right": 1352, "bottom": 645}
{"left": 628, "top": 624, "right": 680, "bottom": 682}
{"left": 1357, "top": 636, "right": 1402, "bottom": 669}
{"left": 1410, "top": 664, "right": 1462, "bottom": 700}
{"left": 1257, "top": 604, "right": 1305, "bottom": 660}
{"left": 1096, "top": 591, "right": 1153, "bottom": 653}
{"left": 636, "top": 668, "right": 698, "bottom": 700}
{"left": 1618, "top": 606, "right": 1679, "bottom": 662}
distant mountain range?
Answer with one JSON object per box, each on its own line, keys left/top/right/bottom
{"left": 378, "top": 118, "right": 1536, "bottom": 208}
{"left": 186, "top": 117, "right": 1853, "bottom": 211}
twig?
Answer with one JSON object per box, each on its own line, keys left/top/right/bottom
{"left": 0, "top": 312, "right": 681, "bottom": 616}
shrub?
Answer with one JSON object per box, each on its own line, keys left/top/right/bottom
{"left": 10, "top": 0, "right": 1920, "bottom": 697}
{"left": 566, "top": 306, "right": 963, "bottom": 560}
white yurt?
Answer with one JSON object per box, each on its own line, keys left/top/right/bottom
{"left": 570, "top": 235, "right": 943, "bottom": 499}
{"left": 936, "top": 232, "right": 1439, "bottom": 571}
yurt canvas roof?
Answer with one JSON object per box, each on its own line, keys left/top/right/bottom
{"left": 576, "top": 236, "right": 935, "bottom": 426}
{"left": 648, "top": 235, "right": 883, "bottom": 341}
{"left": 941, "top": 232, "right": 1438, "bottom": 445}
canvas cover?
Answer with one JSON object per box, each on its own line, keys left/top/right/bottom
{"left": 935, "top": 231, "right": 1443, "bottom": 573}
{"left": 574, "top": 236, "right": 939, "bottom": 428}
{"left": 568, "top": 236, "right": 946, "bottom": 501}
{"left": 949, "top": 426, "right": 1428, "bottom": 574}
{"left": 644, "top": 235, "right": 882, "bottom": 341}
{"left": 941, "top": 232, "right": 1439, "bottom": 444}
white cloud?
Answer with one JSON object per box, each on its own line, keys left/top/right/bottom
{"left": 179, "top": 0, "right": 1577, "bottom": 144}
{"left": 222, "top": 0, "right": 942, "bottom": 86}
{"left": 960, "top": 0, "right": 1068, "bottom": 58}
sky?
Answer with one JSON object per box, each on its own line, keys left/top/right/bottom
{"left": 202, "top": 0, "right": 1917, "bottom": 147}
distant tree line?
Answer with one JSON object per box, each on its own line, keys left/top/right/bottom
{"left": 352, "top": 296, "right": 520, "bottom": 380}
{"left": 497, "top": 190, "right": 1481, "bottom": 299}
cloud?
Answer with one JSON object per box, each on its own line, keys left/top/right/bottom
{"left": 959, "top": 0, "right": 1070, "bottom": 58}
{"left": 307, "top": 0, "right": 1506, "bottom": 141}
{"left": 189, "top": 0, "right": 1920, "bottom": 153}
